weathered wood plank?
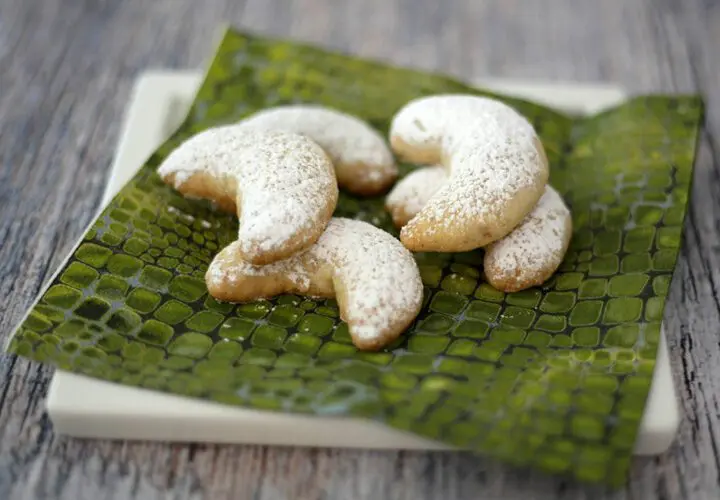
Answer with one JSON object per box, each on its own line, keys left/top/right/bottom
{"left": 1, "top": 0, "right": 719, "bottom": 498}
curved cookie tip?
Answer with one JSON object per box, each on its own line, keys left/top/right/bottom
{"left": 484, "top": 186, "right": 573, "bottom": 292}
{"left": 385, "top": 165, "right": 446, "bottom": 228}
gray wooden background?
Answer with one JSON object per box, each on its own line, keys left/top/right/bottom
{"left": 1, "top": 0, "right": 719, "bottom": 498}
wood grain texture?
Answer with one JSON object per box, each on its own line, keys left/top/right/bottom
{"left": 1, "top": 0, "right": 719, "bottom": 498}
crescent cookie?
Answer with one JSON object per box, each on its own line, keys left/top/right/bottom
{"left": 157, "top": 126, "right": 338, "bottom": 265}
{"left": 385, "top": 167, "right": 571, "bottom": 292}
{"left": 389, "top": 95, "right": 549, "bottom": 253}
{"left": 238, "top": 105, "right": 398, "bottom": 195}
{"left": 206, "top": 218, "right": 424, "bottom": 351}
{"left": 483, "top": 186, "right": 572, "bottom": 292}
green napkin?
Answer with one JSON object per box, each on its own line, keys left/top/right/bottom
{"left": 6, "top": 26, "right": 703, "bottom": 487}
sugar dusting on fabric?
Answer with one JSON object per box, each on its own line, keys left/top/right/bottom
{"left": 207, "top": 218, "right": 423, "bottom": 342}
{"left": 156, "top": 126, "right": 337, "bottom": 257}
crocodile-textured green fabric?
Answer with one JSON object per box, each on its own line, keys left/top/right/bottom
{"left": 6, "top": 27, "right": 703, "bottom": 486}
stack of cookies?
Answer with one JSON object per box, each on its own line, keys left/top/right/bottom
{"left": 386, "top": 95, "right": 572, "bottom": 293}
{"left": 155, "top": 96, "right": 571, "bottom": 351}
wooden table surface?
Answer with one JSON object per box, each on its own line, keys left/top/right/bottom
{"left": 2, "top": 0, "right": 720, "bottom": 498}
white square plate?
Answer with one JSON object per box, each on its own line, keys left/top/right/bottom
{"left": 45, "top": 71, "right": 680, "bottom": 455}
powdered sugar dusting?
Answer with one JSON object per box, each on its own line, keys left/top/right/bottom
{"left": 157, "top": 126, "right": 337, "bottom": 261}
{"left": 484, "top": 185, "right": 572, "bottom": 287}
{"left": 238, "top": 105, "right": 397, "bottom": 192}
{"left": 390, "top": 95, "right": 548, "bottom": 248}
{"left": 207, "top": 218, "right": 423, "bottom": 347}
{"left": 432, "top": 124, "right": 544, "bottom": 223}
{"left": 385, "top": 165, "right": 445, "bottom": 226}
{"left": 390, "top": 94, "right": 537, "bottom": 162}
{"left": 384, "top": 166, "right": 572, "bottom": 291}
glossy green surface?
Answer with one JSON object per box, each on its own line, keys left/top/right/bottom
{"left": 6, "top": 27, "right": 703, "bottom": 486}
